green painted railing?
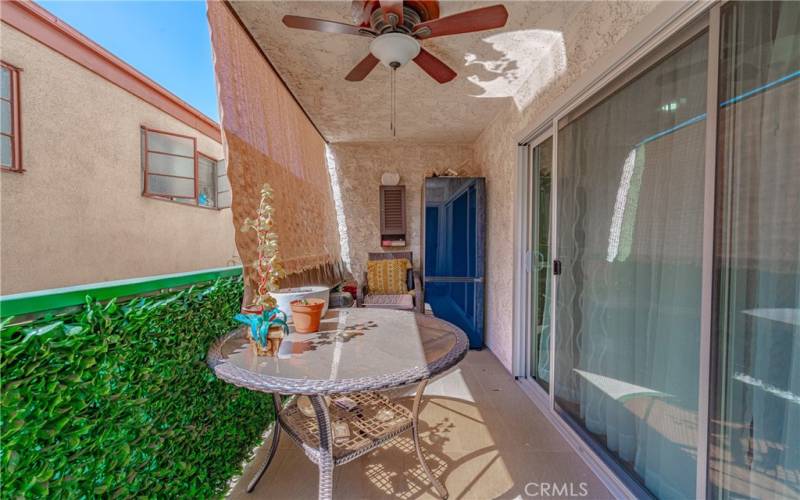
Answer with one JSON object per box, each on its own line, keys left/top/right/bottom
{"left": 0, "top": 266, "right": 243, "bottom": 318}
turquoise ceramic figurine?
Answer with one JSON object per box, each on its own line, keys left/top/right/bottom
{"left": 235, "top": 307, "right": 289, "bottom": 356}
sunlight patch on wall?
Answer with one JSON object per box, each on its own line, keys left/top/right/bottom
{"left": 325, "top": 145, "right": 352, "bottom": 273}
{"left": 464, "top": 29, "right": 566, "bottom": 111}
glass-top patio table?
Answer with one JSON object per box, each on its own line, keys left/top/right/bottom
{"left": 207, "top": 308, "right": 469, "bottom": 500}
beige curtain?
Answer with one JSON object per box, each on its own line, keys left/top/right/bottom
{"left": 207, "top": 2, "right": 343, "bottom": 292}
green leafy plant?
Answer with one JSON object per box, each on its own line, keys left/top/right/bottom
{"left": 0, "top": 276, "right": 274, "bottom": 498}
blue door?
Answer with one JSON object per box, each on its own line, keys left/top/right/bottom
{"left": 424, "top": 177, "right": 485, "bottom": 349}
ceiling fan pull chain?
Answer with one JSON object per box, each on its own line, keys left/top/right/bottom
{"left": 391, "top": 67, "right": 397, "bottom": 137}
{"left": 393, "top": 67, "right": 396, "bottom": 137}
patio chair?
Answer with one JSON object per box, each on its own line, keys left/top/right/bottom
{"left": 358, "top": 252, "right": 423, "bottom": 313}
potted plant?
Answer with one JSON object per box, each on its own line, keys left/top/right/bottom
{"left": 290, "top": 298, "right": 326, "bottom": 333}
{"left": 236, "top": 183, "right": 287, "bottom": 356}
{"left": 235, "top": 307, "right": 289, "bottom": 356}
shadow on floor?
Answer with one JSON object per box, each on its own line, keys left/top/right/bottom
{"left": 227, "top": 350, "right": 612, "bottom": 500}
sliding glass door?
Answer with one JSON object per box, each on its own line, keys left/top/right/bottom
{"left": 519, "top": 2, "right": 799, "bottom": 497}
{"left": 553, "top": 31, "right": 709, "bottom": 498}
{"left": 710, "top": 2, "right": 800, "bottom": 499}
{"left": 529, "top": 137, "right": 553, "bottom": 391}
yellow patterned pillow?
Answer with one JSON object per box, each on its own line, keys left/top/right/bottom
{"left": 367, "top": 259, "right": 411, "bottom": 295}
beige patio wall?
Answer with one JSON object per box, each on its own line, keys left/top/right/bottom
{"left": 472, "top": 1, "right": 659, "bottom": 371}
{"left": 327, "top": 143, "right": 475, "bottom": 282}
{"left": 0, "top": 25, "right": 236, "bottom": 295}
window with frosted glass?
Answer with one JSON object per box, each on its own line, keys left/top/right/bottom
{"left": 141, "top": 127, "right": 228, "bottom": 209}
{"left": 710, "top": 2, "right": 799, "bottom": 499}
{"left": 142, "top": 128, "right": 197, "bottom": 200}
{"left": 554, "top": 32, "right": 708, "bottom": 498}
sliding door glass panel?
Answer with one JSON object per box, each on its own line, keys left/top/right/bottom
{"left": 710, "top": 2, "right": 800, "bottom": 499}
{"left": 530, "top": 137, "right": 553, "bottom": 391}
{"left": 554, "top": 33, "right": 708, "bottom": 498}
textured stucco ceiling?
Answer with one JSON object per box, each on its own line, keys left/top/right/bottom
{"left": 230, "top": 1, "right": 587, "bottom": 143}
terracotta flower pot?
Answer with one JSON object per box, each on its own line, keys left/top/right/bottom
{"left": 290, "top": 298, "right": 326, "bottom": 333}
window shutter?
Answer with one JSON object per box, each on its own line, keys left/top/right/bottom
{"left": 216, "top": 159, "right": 231, "bottom": 209}
{"left": 380, "top": 185, "right": 406, "bottom": 235}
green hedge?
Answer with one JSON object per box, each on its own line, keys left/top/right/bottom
{"left": 0, "top": 276, "right": 274, "bottom": 498}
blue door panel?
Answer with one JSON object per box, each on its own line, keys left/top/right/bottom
{"left": 424, "top": 178, "right": 485, "bottom": 349}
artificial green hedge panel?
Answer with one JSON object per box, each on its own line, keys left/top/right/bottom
{"left": 1, "top": 277, "right": 274, "bottom": 498}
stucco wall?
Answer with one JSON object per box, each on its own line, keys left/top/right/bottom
{"left": 472, "top": 1, "right": 659, "bottom": 371}
{"left": 0, "top": 25, "right": 236, "bottom": 295}
{"left": 327, "top": 142, "right": 475, "bottom": 282}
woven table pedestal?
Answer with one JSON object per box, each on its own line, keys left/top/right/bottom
{"left": 208, "top": 308, "right": 469, "bottom": 500}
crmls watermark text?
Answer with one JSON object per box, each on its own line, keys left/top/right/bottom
{"left": 523, "top": 482, "right": 590, "bottom": 497}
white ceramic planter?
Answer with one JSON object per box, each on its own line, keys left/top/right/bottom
{"left": 272, "top": 285, "right": 330, "bottom": 320}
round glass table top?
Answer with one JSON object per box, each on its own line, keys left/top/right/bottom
{"left": 207, "top": 308, "right": 469, "bottom": 395}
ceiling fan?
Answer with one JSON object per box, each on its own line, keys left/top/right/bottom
{"left": 282, "top": 1, "right": 509, "bottom": 84}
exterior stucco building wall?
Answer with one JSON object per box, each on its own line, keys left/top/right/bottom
{"left": 0, "top": 23, "right": 236, "bottom": 294}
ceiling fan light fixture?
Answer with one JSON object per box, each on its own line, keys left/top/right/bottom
{"left": 369, "top": 33, "right": 420, "bottom": 68}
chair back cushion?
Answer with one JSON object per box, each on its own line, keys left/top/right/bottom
{"left": 367, "top": 258, "right": 411, "bottom": 294}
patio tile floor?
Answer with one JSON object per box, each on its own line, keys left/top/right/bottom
{"left": 228, "top": 349, "right": 612, "bottom": 499}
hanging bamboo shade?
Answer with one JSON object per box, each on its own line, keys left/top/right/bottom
{"left": 208, "top": 2, "right": 344, "bottom": 291}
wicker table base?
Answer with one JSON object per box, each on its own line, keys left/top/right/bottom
{"left": 280, "top": 391, "right": 413, "bottom": 466}
{"left": 249, "top": 380, "right": 447, "bottom": 500}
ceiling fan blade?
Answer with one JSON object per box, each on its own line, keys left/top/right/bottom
{"left": 345, "top": 53, "right": 381, "bottom": 81}
{"left": 282, "top": 15, "right": 369, "bottom": 37}
{"left": 413, "top": 48, "right": 456, "bottom": 83}
{"left": 380, "top": 0, "right": 403, "bottom": 27}
{"left": 413, "top": 4, "right": 508, "bottom": 39}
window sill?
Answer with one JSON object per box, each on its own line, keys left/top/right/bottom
{"left": 142, "top": 193, "right": 226, "bottom": 211}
